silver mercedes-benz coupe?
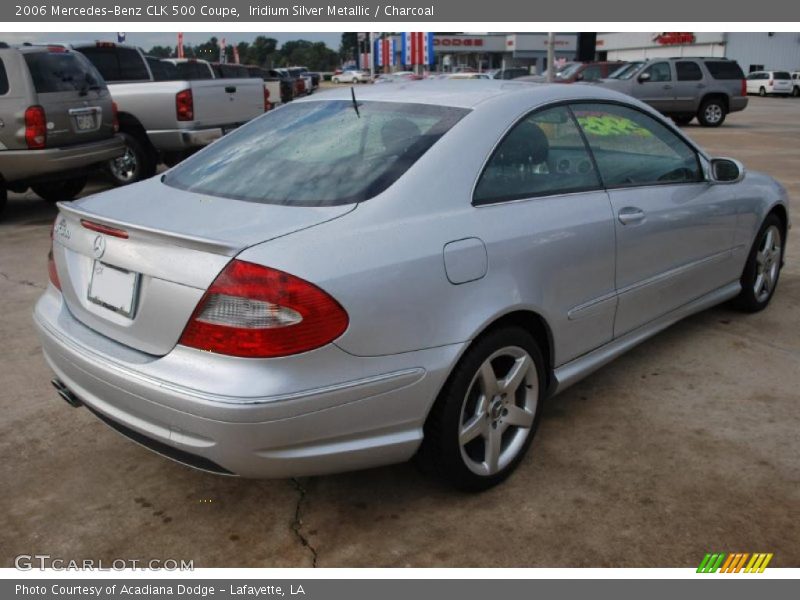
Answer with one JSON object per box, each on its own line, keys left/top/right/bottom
{"left": 35, "top": 81, "right": 790, "bottom": 490}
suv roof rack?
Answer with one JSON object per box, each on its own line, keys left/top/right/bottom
{"left": 667, "top": 56, "right": 731, "bottom": 60}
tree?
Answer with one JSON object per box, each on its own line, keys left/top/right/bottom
{"left": 146, "top": 45, "right": 173, "bottom": 58}
{"left": 247, "top": 36, "right": 278, "bottom": 67}
{"left": 339, "top": 32, "right": 358, "bottom": 63}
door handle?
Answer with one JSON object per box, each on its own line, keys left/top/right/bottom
{"left": 618, "top": 207, "right": 646, "bottom": 225}
{"left": 663, "top": 84, "right": 673, "bottom": 89}
{"left": 225, "top": 86, "right": 237, "bottom": 93}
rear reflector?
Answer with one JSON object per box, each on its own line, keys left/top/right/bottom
{"left": 80, "top": 219, "right": 129, "bottom": 239}
{"left": 48, "top": 221, "right": 61, "bottom": 290}
{"left": 179, "top": 260, "right": 348, "bottom": 358}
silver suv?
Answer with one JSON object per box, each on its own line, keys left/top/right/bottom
{"left": 0, "top": 44, "right": 123, "bottom": 216}
{"left": 595, "top": 57, "right": 748, "bottom": 127}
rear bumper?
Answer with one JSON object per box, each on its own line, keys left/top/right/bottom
{"left": 148, "top": 126, "right": 241, "bottom": 152}
{"left": 1, "top": 135, "right": 125, "bottom": 184}
{"left": 33, "top": 287, "right": 462, "bottom": 478}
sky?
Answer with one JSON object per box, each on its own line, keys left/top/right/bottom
{"left": 0, "top": 31, "right": 342, "bottom": 51}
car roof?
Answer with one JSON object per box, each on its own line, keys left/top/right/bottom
{"left": 298, "top": 79, "right": 639, "bottom": 110}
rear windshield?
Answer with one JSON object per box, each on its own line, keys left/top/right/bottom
{"left": 175, "top": 61, "right": 213, "bottom": 80}
{"left": 147, "top": 57, "right": 177, "bottom": 81}
{"left": 704, "top": 60, "right": 745, "bottom": 80}
{"left": 773, "top": 71, "right": 791, "bottom": 79}
{"left": 23, "top": 51, "right": 104, "bottom": 93}
{"left": 164, "top": 100, "right": 469, "bottom": 206}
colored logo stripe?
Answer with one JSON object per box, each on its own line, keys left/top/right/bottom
{"left": 698, "top": 552, "right": 773, "bottom": 573}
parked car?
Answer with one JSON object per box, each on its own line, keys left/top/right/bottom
{"left": 793, "top": 72, "right": 800, "bottom": 97}
{"left": 593, "top": 57, "right": 748, "bottom": 126}
{"left": 161, "top": 58, "right": 215, "bottom": 80}
{"left": 287, "top": 67, "right": 313, "bottom": 95}
{"left": 0, "top": 45, "right": 123, "bottom": 215}
{"left": 36, "top": 81, "right": 789, "bottom": 490}
{"left": 554, "top": 61, "right": 626, "bottom": 83}
{"left": 746, "top": 70, "right": 793, "bottom": 96}
{"left": 332, "top": 69, "right": 370, "bottom": 83}
{"left": 491, "top": 67, "right": 530, "bottom": 80}
{"left": 58, "top": 42, "right": 266, "bottom": 183}
{"left": 265, "top": 69, "right": 296, "bottom": 104}
{"left": 295, "top": 67, "right": 321, "bottom": 90}
{"left": 446, "top": 73, "right": 491, "bottom": 80}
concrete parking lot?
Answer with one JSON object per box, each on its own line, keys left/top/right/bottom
{"left": 1, "top": 96, "right": 798, "bottom": 568}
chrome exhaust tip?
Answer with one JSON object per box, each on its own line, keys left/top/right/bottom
{"left": 51, "top": 379, "right": 83, "bottom": 408}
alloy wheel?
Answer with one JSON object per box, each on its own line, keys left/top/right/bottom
{"left": 704, "top": 103, "right": 723, "bottom": 124}
{"left": 109, "top": 147, "right": 138, "bottom": 183}
{"left": 458, "top": 346, "right": 539, "bottom": 476}
{"left": 754, "top": 225, "right": 782, "bottom": 303}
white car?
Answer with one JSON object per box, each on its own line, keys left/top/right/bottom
{"left": 746, "top": 71, "right": 793, "bottom": 96}
{"left": 332, "top": 70, "right": 370, "bottom": 84}
{"left": 446, "top": 73, "right": 491, "bottom": 80}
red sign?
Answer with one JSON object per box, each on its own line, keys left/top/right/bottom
{"left": 434, "top": 38, "right": 484, "bottom": 48}
{"left": 653, "top": 32, "right": 696, "bottom": 45}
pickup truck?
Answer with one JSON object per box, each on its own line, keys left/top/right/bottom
{"left": 62, "top": 43, "right": 267, "bottom": 184}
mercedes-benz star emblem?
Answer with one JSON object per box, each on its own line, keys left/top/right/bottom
{"left": 92, "top": 235, "right": 106, "bottom": 259}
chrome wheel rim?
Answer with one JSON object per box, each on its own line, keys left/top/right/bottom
{"left": 459, "top": 346, "right": 538, "bottom": 476}
{"left": 704, "top": 104, "right": 723, "bottom": 123}
{"left": 754, "top": 225, "right": 782, "bottom": 303}
{"left": 109, "top": 147, "right": 138, "bottom": 183}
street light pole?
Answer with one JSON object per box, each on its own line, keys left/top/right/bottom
{"left": 368, "top": 32, "right": 375, "bottom": 80}
{"left": 546, "top": 32, "right": 555, "bottom": 82}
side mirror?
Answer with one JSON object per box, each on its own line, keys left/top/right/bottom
{"left": 637, "top": 72, "right": 651, "bottom": 83}
{"left": 710, "top": 157, "right": 745, "bottom": 183}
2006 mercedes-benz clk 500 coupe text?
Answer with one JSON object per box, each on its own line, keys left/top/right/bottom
{"left": 34, "top": 81, "right": 790, "bottom": 490}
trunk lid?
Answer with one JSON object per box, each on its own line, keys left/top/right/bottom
{"left": 52, "top": 178, "right": 355, "bottom": 355}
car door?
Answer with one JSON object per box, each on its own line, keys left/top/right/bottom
{"left": 571, "top": 102, "right": 740, "bottom": 337}
{"left": 472, "top": 105, "right": 617, "bottom": 364}
{"left": 635, "top": 61, "right": 676, "bottom": 112}
{"left": 672, "top": 60, "right": 705, "bottom": 113}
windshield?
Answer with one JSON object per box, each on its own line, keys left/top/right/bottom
{"left": 164, "top": 100, "right": 469, "bottom": 206}
{"left": 609, "top": 62, "right": 644, "bottom": 79}
{"left": 555, "top": 63, "right": 583, "bottom": 78}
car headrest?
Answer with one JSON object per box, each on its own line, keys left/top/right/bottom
{"left": 496, "top": 120, "right": 549, "bottom": 166}
{"left": 381, "top": 118, "right": 422, "bottom": 155}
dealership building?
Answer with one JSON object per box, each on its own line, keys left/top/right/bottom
{"left": 596, "top": 32, "right": 800, "bottom": 72}
{"left": 380, "top": 33, "right": 591, "bottom": 73}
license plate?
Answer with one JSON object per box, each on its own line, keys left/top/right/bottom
{"left": 87, "top": 261, "right": 140, "bottom": 318}
{"left": 75, "top": 113, "right": 96, "bottom": 131}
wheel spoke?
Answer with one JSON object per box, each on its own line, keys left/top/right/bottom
{"left": 499, "top": 355, "right": 532, "bottom": 396}
{"left": 484, "top": 426, "right": 502, "bottom": 474}
{"left": 478, "top": 361, "right": 499, "bottom": 397}
{"left": 756, "top": 250, "right": 767, "bottom": 266}
{"left": 504, "top": 405, "right": 534, "bottom": 429}
{"left": 460, "top": 414, "right": 486, "bottom": 445}
{"left": 754, "top": 273, "right": 765, "bottom": 296}
{"left": 763, "top": 229, "right": 774, "bottom": 252}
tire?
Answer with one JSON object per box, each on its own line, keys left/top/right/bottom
{"left": 332, "top": 77, "right": 340, "bottom": 84}
{"left": 759, "top": 86, "right": 767, "bottom": 97}
{"left": 697, "top": 98, "right": 727, "bottom": 127}
{"left": 672, "top": 114, "right": 694, "bottom": 126}
{"left": 352, "top": 77, "right": 359, "bottom": 84}
{"left": 31, "top": 176, "right": 87, "bottom": 203}
{"left": 0, "top": 185, "right": 7, "bottom": 219}
{"left": 416, "top": 326, "right": 546, "bottom": 491}
{"left": 106, "top": 132, "right": 156, "bottom": 186}
{"left": 732, "top": 214, "right": 785, "bottom": 313}
{"left": 793, "top": 86, "right": 800, "bottom": 98}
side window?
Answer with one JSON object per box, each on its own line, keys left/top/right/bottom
{"left": 582, "top": 65, "right": 603, "bottom": 81}
{"left": 79, "top": 47, "right": 120, "bottom": 81}
{"left": 676, "top": 61, "right": 703, "bottom": 81}
{"left": 572, "top": 103, "right": 702, "bottom": 187}
{"left": 473, "top": 105, "right": 601, "bottom": 205}
{"left": 116, "top": 48, "right": 149, "bottom": 81}
{"left": 643, "top": 62, "right": 672, "bottom": 82}
{"left": 0, "top": 59, "right": 8, "bottom": 95}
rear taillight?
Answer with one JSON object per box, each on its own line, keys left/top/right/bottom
{"left": 741, "top": 79, "right": 747, "bottom": 96}
{"left": 25, "top": 105, "right": 46, "bottom": 149}
{"left": 48, "top": 222, "right": 61, "bottom": 291}
{"left": 176, "top": 89, "right": 194, "bottom": 121}
{"left": 111, "top": 101, "right": 119, "bottom": 132}
{"left": 179, "top": 260, "right": 349, "bottom": 358}
{"left": 264, "top": 86, "right": 271, "bottom": 111}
